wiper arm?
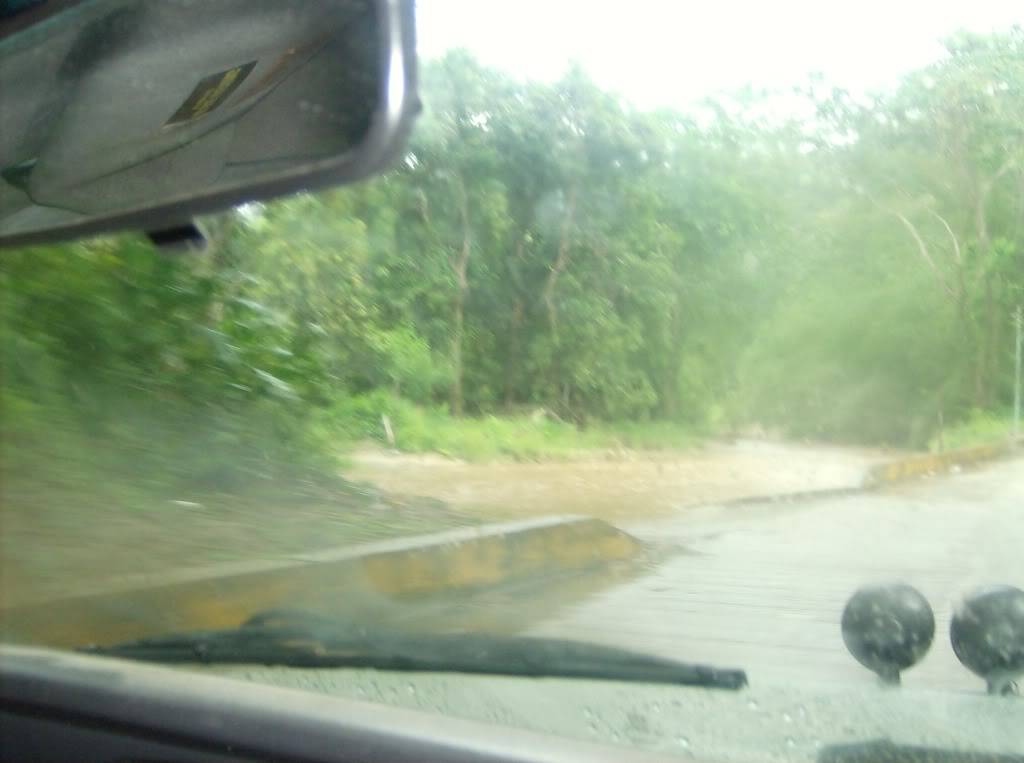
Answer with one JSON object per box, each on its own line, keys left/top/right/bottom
{"left": 81, "top": 610, "right": 748, "bottom": 691}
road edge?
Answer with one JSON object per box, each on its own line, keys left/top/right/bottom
{"left": 863, "top": 441, "right": 1014, "bottom": 487}
{"left": 2, "top": 516, "right": 642, "bottom": 648}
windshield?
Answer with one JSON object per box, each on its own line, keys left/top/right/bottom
{"left": 2, "top": 1, "right": 1023, "bottom": 760}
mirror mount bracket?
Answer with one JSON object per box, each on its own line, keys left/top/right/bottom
{"left": 145, "top": 222, "right": 206, "bottom": 253}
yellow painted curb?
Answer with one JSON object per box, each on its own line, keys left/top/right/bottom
{"left": 864, "top": 442, "right": 1010, "bottom": 487}
{"left": 1, "top": 516, "right": 641, "bottom": 648}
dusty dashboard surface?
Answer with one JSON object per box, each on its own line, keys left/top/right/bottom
{"left": 209, "top": 666, "right": 1024, "bottom": 762}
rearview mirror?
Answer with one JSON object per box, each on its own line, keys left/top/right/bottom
{"left": 0, "top": 0, "right": 417, "bottom": 247}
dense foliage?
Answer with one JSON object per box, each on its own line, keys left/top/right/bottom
{"left": 3, "top": 30, "right": 1022, "bottom": 494}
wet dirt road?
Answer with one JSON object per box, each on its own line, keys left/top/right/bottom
{"left": 345, "top": 440, "right": 894, "bottom": 522}
{"left": 520, "top": 458, "right": 1024, "bottom": 692}
{"left": 0, "top": 439, "right": 887, "bottom": 612}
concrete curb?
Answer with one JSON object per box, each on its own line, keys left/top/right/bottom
{"left": 690, "top": 441, "right": 1019, "bottom": 512}
{"left": 863, "top": 442, "right": 1012, "bottom": 487}
{"left": 1, "top": 516, "right": 642, "bottom": 648}
{"left": 718, "top": 485, "right": 867, "bottom": 507}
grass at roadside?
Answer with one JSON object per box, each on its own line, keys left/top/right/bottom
{"left": 1, "top": 388, "right": 478, "bottom": 605}
{"left": 929, "top": 410, "right": 1018, "bottom": 452}
{"left": 328, "top": 392, "right": 702, "bottom": 462}
{"left": 1, "top": 435, "right": 474, "bottom": 607}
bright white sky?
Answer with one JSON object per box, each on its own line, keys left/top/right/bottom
{"left": 416, "top": 1, "right": 1023, "bottom": 110}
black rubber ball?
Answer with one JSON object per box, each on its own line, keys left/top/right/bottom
{"left": 841, "top": 583, "right": 935, "bottom": 682}
{"left": 950, "top": 585, "right": 1024, "bottom": 695}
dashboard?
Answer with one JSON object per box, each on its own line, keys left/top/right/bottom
{"left": 0, "top": 645, "right": 673, "bottom": 762}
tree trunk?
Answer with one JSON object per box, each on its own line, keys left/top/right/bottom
{"left": 450, "top": 290, "right": 466, "bottom": 416}
{"left": 1013, "top": 171, "right": 1024, "bottom": 243}
{"left": 977, "top": 273, "right": 1002, "bottom": 408}
{"left": 503, "top": 296, "right": 524, "bottom": 408}
{"left": 541, "top": 186, "right": 578, "bottom": 336}
{"left": 539, "top": 187, "right": 577, "bottom": 414}
{"left": 449, "top": 175, "right": 471, "bottom": 417}
{"left": 659, "top": 303, "right": 685, "bottom": 420}
{"left": 955, "top": 284, "right": 984, "bottom": 408}
{"left": 970, "top": 164, "right": 1002, "bottom": 407}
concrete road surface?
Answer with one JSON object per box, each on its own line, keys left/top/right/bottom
{"left": 526, "top": 457, "right": 1024, "bottom": 693}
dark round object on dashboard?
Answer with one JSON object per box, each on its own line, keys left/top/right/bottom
{"left": 950, "top": 585, "right": 1024, "bottom": 696}
{"left": 841, "top": 583, "right": 935, "bottom": 684}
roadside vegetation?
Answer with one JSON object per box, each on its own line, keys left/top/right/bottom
{"left": 2, "top": 30, "right": 1022, "bottom": 503}
{"left": 329, "top": 391, "right": 702, "bottom": 461}
{"left": 930, "top": 410, "right": 1019, "bottom": 452}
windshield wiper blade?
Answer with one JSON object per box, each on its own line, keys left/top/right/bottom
{"left": 818, "top": 739, "right": 1024, "bottom": 763}
{"left": 81, "top": 610, "right": 747, "bottom": 690}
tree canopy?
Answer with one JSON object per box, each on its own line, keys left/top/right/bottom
{"left": 3, "top": 30, "right": 1022, "bottom": 493}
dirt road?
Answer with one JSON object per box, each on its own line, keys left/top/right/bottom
{"left": 344, "top": 440, "right": 894, "bottom": 521}
{"left": 523, "top": 457, "right": 1024, "bottom": 691}
{"left": 0, "top": 439, "right": 893, "bottom": 609}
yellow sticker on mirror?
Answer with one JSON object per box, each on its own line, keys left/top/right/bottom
{"left": 166, "top": 61, "right": 257, "bottom": 126}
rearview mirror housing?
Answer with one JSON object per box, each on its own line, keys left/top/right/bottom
{"left": 0, "top": 0, "right": 418, "bottom": 247}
